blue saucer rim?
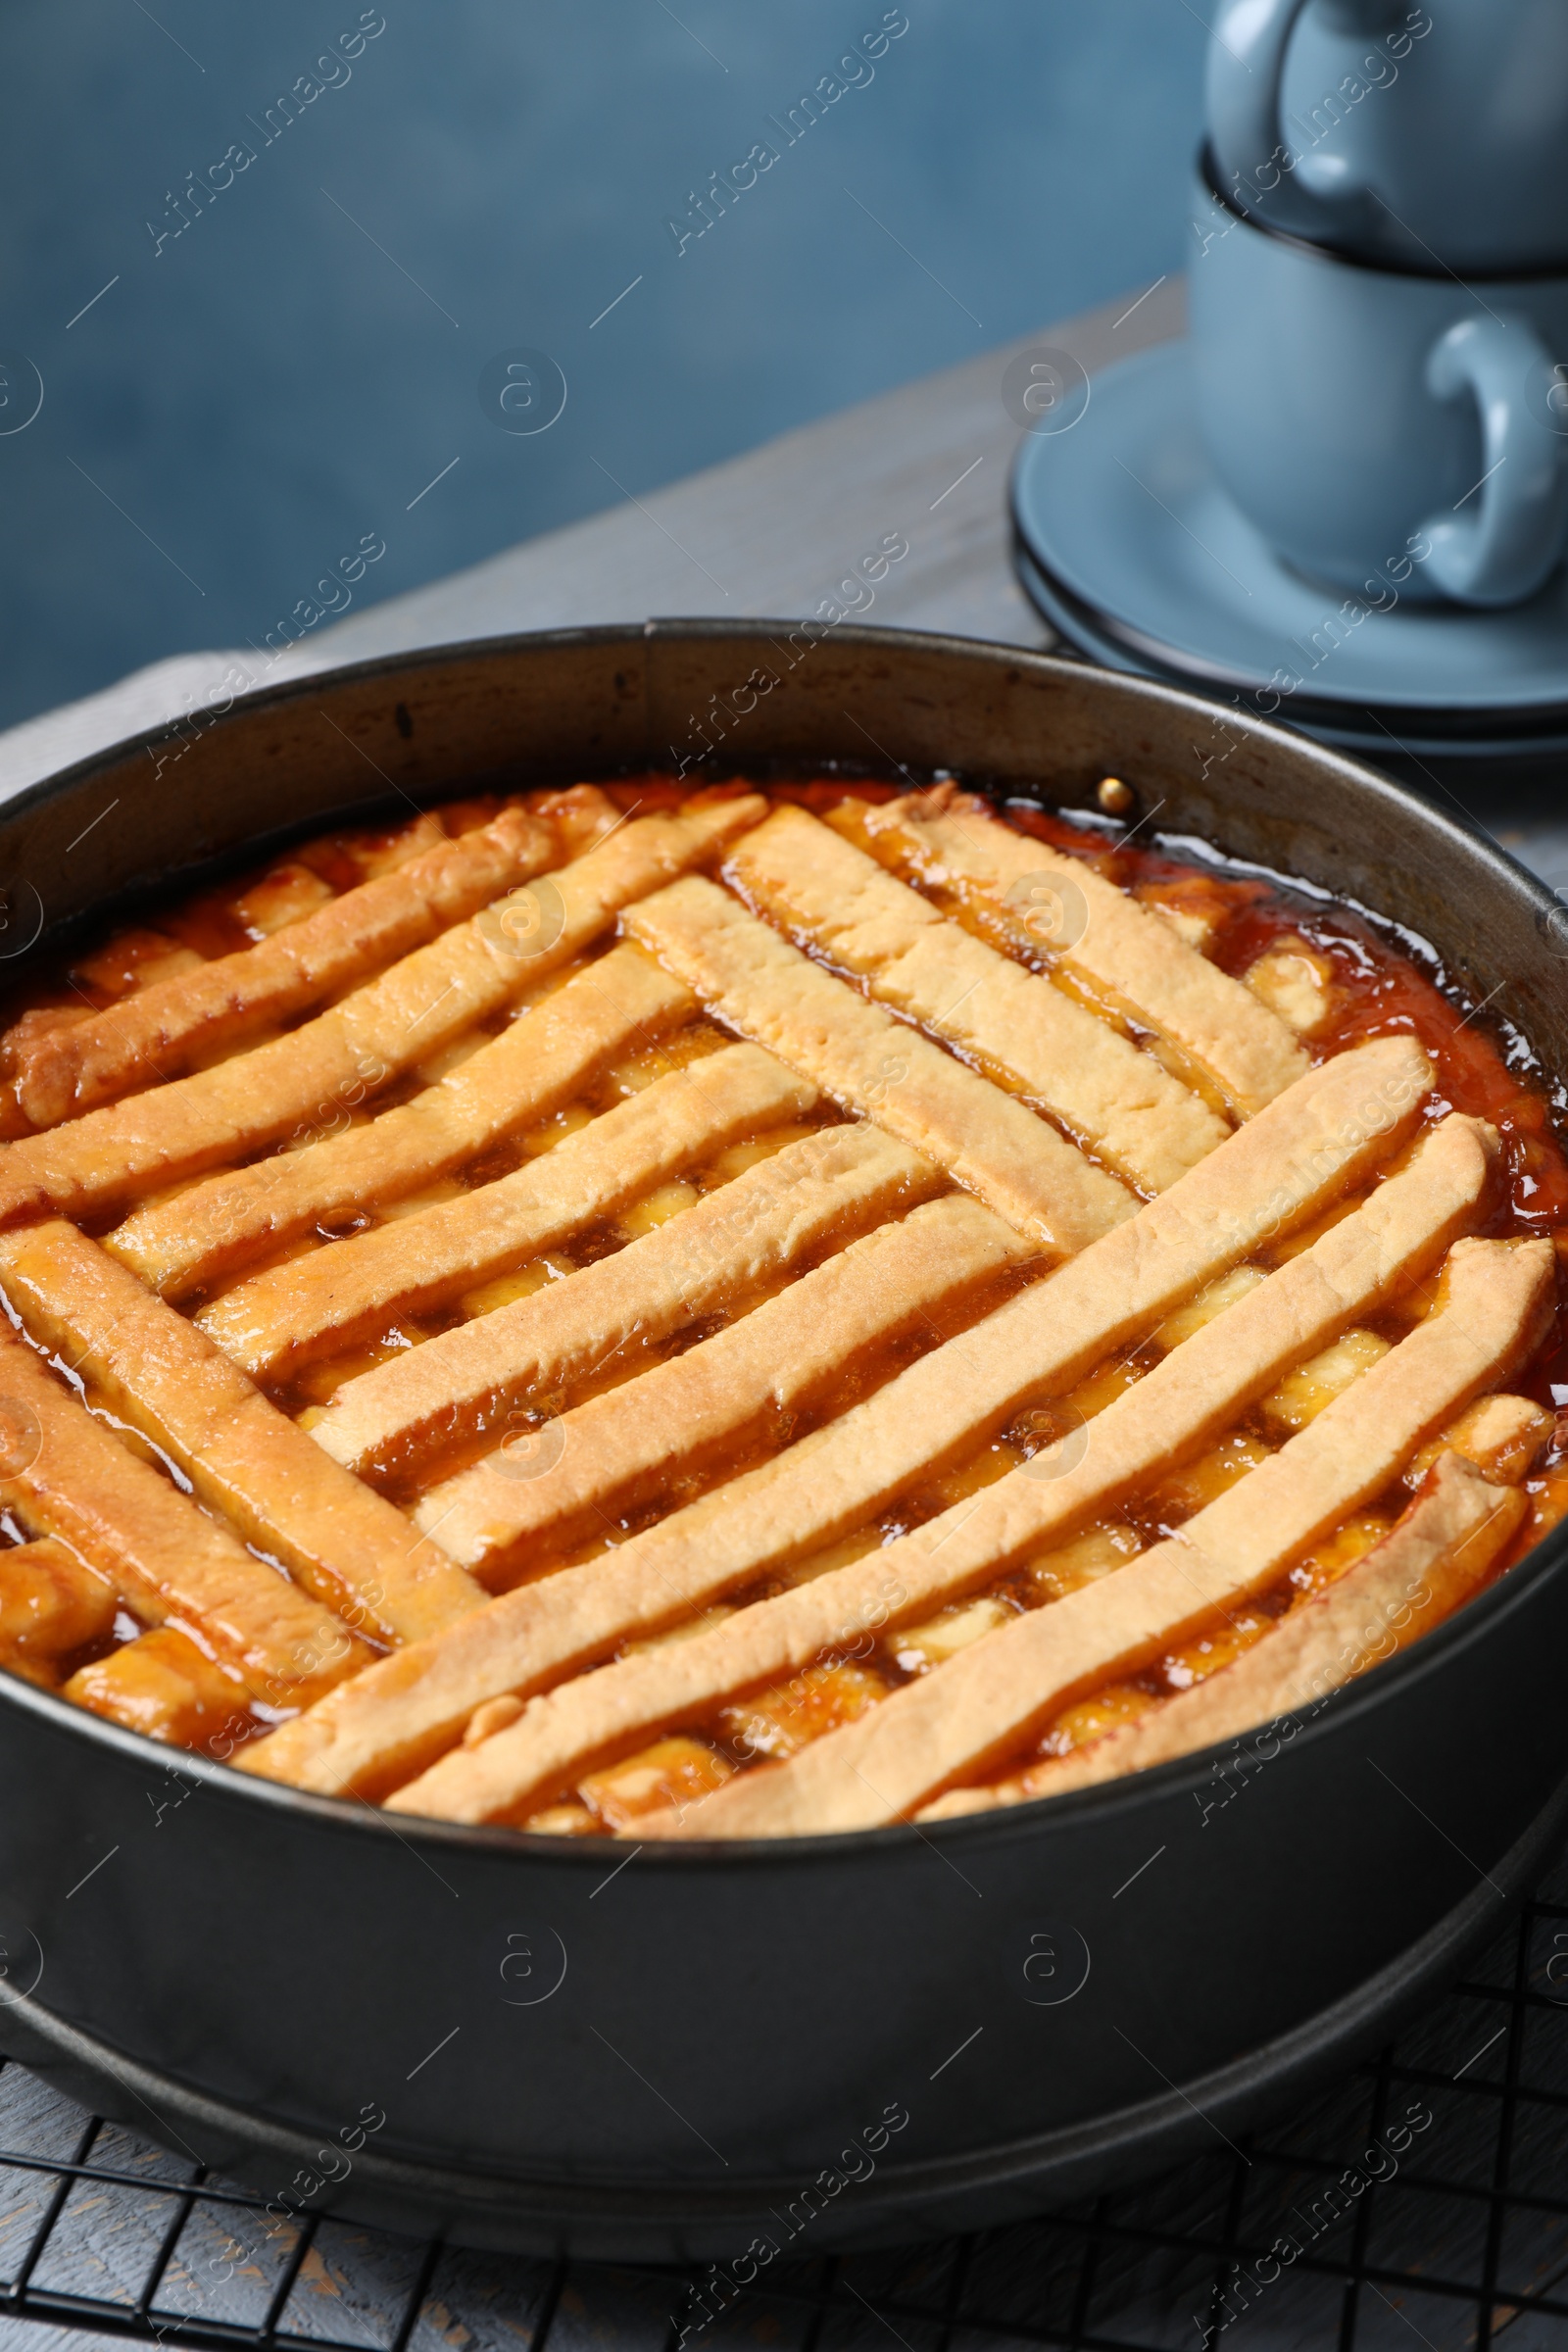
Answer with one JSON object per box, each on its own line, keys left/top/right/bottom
{"left": 1011, "top": 535, "right": 1568, "bottom": 765}
{"left": 1008, "top": 352, "right": 1568, "bottom": 747}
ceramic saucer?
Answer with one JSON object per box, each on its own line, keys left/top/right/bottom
{"left": 1010, "top": 341, "right": 1568, "bottom": 766}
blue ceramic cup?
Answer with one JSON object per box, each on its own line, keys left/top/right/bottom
{"left": 1206, "top": 0, "right": 1568, "bottom": 271}
{"left": 1189, "top": 165, "right": 1568, "bottom": 608}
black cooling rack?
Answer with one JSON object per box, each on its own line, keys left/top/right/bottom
{"left": 6, "top": 1855, "right": 1568, "bottom": 2352}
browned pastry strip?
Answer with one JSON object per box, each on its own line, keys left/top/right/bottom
{"left": 0, "top": 1325, "right": 368, "bottom": 1705}
{"left": 200, "top": 1043, "right": 818, "bottom": 1380}
{"left": 65, "top": 1627, "right": 263, "bottom": 1746}
{"left": 625, "top": 875, "right": 1137, "bottom": 1250}
{"left": 0, "top": 1537, "right": 117, "bottom": 1664}
{"left": 529, "top": 784, "right": 622, "bottom": 856}
{"left": 313, "top": 1121, "right": 939, "bottom": 1477}
{"left": 383, "top": 1115, "right": 1493, "bottom": 1825}
{"left": 0, "top": 800, "right": 761, "bottom": 1230}
{"left": 922, "top": 1452, "right": 1526, "bottom": 1818}
{"left": 1405, "top": 1392, "right": 1553, "bottom": 1488}
{"left": 840, "top": 795, "right": 1309, "bottom": 1117}
{"left": 108, "top": 943, "right": 694, "bottom": 1298}
{"left": 727, "top": 805, "right": 1229, "bottom": 1192}
{"left": 657, "top": 1235, "right": 1553, "bottom": 1837}
{"left": 3, "top": 807, "right": 556, "bottom": 1130}
{"left": 412, "top": 1193, "right": 1033, "bottom": 1579}
{"left": 240, "top": 1035, "right": 1434, "bottom": 1797}
{"left": 0, "top": 1222, "right": 480, "bottom": 1645}
{"left": 416, "top": 1032, "right": 1429, "bottom": 1589}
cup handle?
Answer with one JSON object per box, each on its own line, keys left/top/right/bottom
{"left": 1206, "top": 0, "right": 1315, "bottom": 208}
{"left": 1420, "top": 316, "right": 1568, "bottom": 608}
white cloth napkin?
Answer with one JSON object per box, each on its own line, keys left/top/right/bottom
{"left": 0, "top": 652, "right": 247, "bottom": 806}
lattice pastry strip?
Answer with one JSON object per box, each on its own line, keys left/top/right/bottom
{"left": 0, "top": 778, "right": 1559, "bottom": 1821}
{"left": 314, "top": 1121, "right": 944, "bottom": 1479}
{"left": 381, "top": 1114, "right": 1497, "bottom": 1825}
{"left": 0, "top": 1220, "right": 481, "bottom": 1645}
{"left": 923, "top": 1449, "right": 1526, "bottom": 1818}
{"left": 412, "top": 1192, "right": 1032, "bottom": 1582}
{"left": 194, "top": 1041, "right": 818, "bottom": 1380}
{"left": 2, "top": 806, "right": 555, "bottom": 1129}
{"left": 646, "top": 1235, "right": 1553, "bottom": 1838}
{"left": 108, "top": 941, "right": 696, "bottom": 1298}
{"left": 0, "top": 1320, "right": 369, "bottom": 1708}
{"left": 0, "top": 798, "right": 760, "bottom": 1228}
{"left": 836, "top": 793, "right": 1309, "bottom": 1115}
{"left": 0, "top": 1538, "right": 119, "bottom": 1682}
{"left": 240, "top": 1037, "right": 1440, "bottom": 1801}
{"left": 725, "top": 804, "right": 1230, "bottom": 1192}
{"left": 625, "top": 874, "right": 1138, "bottom": 1250}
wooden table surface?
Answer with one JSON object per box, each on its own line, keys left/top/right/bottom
{"left": 3, "top": 273, "right": 1562, "bottom": 885}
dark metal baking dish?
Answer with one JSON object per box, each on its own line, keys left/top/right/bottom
{"left": 0, "top": 621, "right": 1564, "bottom": 2266}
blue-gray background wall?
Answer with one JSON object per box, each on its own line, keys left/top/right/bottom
{"left": 0, "top": 2, "right": 1204, "bottom": 731}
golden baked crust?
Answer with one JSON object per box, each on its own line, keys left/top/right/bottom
{"left": 839, "top": 793, "right": 1309, "bottom": 1115}
{"left": 4, "top": 808, "right": 554, "bottom": 1129}
{"left": 644, "top": 1237, "right": 1551, "bottom": 1838}
{"left": 922, "top": 1450, "right": 1526, "bottom": 1817}
{"left": 0, "top": 800, "right": 759, "bottom": 1229}
{"left": 0, "top": 1218, "right": 481, "bottom": 1645}
{"left": 386, "top": 1117, "right": 1503, "bottom": 1826}
{"left": 0, "top": 1318, "right": 369, "bottom": 1709}
{"left": 626, "top": 874, "right": 1138, "bottom": 1250}
{"left": 727, "top": 805, "right": 1229, "bottom": 1190}
{"left": 315, "top": 1121, "right": 941, "bottom": 1478}
{"left": 0, "top": 777, "right": 1559, "bottom": 1803}
{"left": 195, "top": 1043, "right": 818, "bottom": 1379}
{"left": 108, "top": 942, "right": 696, "bottom": 1298}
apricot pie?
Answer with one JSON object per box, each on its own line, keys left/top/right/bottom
{"left": 0, "top": 777, "right": 1563, "bottom": 1838}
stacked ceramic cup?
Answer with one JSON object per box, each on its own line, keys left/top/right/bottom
{"left": 1197, "top": 0, "right": 1568, "bottom": 609}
